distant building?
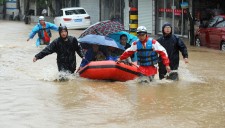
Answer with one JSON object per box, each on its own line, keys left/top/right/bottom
{"left": 9, "top": 0, "right": 222, "bottom": 38}
{"left": 0, "top": 0, "right": 3, "bottom": 19}
{"left": 0, "top": 0, "right": 19, "bottom": 19}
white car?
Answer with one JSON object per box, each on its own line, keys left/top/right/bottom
{"left": 54, "top": 7, "right": 91, "bottom": 29}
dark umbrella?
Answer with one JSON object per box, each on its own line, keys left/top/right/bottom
{"left": 79, "top": 20, "right": 125, "bottom": 38}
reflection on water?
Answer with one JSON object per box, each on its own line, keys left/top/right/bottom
{"left": 0, "top": 21, "right": 225, "bottom": 128}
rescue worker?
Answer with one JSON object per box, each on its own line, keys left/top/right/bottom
{"left": 157, "top": 22, "right": 188, "bottom": 80}
{"left": 117, "top": 26, "right": 171, "bottom": 82}
{"left": 33, "top": 25, "right": 84, "bottom": 74}
{"left": 27, "top": 16, "right": 58, "bottom": 46}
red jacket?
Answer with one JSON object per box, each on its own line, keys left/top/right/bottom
{"left": 119, "top": 36, "right": 169, "bottom": 76}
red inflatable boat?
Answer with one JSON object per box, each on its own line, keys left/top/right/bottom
{"left": 78, "top": 60, "right": 142, "bottom": 82}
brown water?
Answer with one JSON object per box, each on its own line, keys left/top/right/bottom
{"left": 0, "top": 20, "right": 225, "bottom": 128}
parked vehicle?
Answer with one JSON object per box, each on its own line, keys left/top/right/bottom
{"left": 54, "top": 7, "right": 91, "bottom": 29}
{"left": 195, "top": 15, "right": 225, "bottom": 51}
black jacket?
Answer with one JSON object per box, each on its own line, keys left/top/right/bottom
{"left": 35, "top": 36, "right": 84, "bottom": 73}
{"left": 157, "top": 35, "right": 188, "bottom": 70}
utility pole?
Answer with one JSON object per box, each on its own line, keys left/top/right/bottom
{"left": 190, "top": 0, "right": 195, "bottom": 45}
{"left": 3, "top": 0, "right": 6, "bottom": 19}
{"left": 46, "top": 0, "right": 55, "bottom": 16}
{"left": 186, "top": 1, "right": 195, "bottom": 46}
{"left": 129, "top": 0, "right": 138, "bottom": 36}
{"left": 25, "top": 0, "right": 30, "bottom": 16}
{"left": 16, "top": 0, "right": 21, "bottom": 20}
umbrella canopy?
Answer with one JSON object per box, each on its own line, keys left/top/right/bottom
{"left": 107, "top": 31, "right": 138, "bottom": 46}
{"left": 79, "top": 20, "right": 125, "bottom": 38}
{"left": 79, "top": 34, "right": 125, "bottom": 50}
{"left": 108, "top": 31, "right": 138, "bottom": 62}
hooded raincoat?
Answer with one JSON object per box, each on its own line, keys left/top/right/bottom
{"left": 157, "top": 23, "right": 188, "bottom": 79}
{"left": 34, "top": 36, "right": 84, "bottom": 73}
{"left": 28, "top": 22, "right": 58, "bottom": 45}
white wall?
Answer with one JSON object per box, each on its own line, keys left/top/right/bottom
{"left": 20, "top": 0, "right": 25, "bottom": 15}
{"left": 123, "top": 0, "right": 129, "bottom": 30}
{"left": 80, "top": 0, "right": 100, "bottom": 24}
{"left": 6, "top": 1, "right": 18, "bottom": 15}
{"left": 123, "top": 0, "right": 154, "bottom": 33}
{"left": 30, "top": 0, "right": 36, "bottom": 15}
{"left": 138, "top": 0, "right": 153, "bottom": 34}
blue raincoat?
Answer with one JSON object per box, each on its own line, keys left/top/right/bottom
{"left": 28, "top": 22, "right": 58, "bottom": 47}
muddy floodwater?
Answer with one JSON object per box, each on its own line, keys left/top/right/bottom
{"left": 0, "top": 20, "right": 225, "bottom": 128}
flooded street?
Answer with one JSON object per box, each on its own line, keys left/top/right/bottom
{"left": 0, "top": 20, "right": 225, "bottom": 128}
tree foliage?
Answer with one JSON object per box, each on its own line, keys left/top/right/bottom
{"left": 0, "top": 0, "right": 4, "bottom": 5}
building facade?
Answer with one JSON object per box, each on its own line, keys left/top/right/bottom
{"left": 155, "top": 0, "right": 190, "bottom": 37}
{"left": 3, "top": 0, "right": 225, "bottom": 38}
{"left": 0, "top": 0, "right": 19, "bottom": 19}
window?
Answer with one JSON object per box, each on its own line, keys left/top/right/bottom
{"left": 208, "top": 17, "right": 218, "bottom": 27}
{"left": 156, "top": 0, "right": 189, "bottom": 35}
{"left": 216, "top": 21, "right": 225, "bottom": 28}
{"left": 208, "top": 16, "right": 225, "bottom": 27}
{"left": 100, "top": 0, "right": 124, "bottom": 24}
{"left": 217, "top": 17, "right": 224, "bottom": 23}
{"left": 65, "top": 9, "right": 86, "bottom": 15}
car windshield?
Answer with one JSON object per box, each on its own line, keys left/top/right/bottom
{"left": 215, "top": 21, "right": 225, "bottom": 28}
{"left": 208, "top": 16, "right": 225, "bottom": 27}
{"left": 65, "top": 9, "right": 86, "bottom": 15}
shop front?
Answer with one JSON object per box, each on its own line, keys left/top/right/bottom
{"left": 155, "top": 0, "right": 190, "bottom": 37}
{"left": 100, "top": 0, "right": 125, "bottom": 24}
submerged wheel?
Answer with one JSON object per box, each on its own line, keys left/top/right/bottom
{"left": 195, "top": 37, "right": 201, "bottom": 47}
{"left": 221, "top": 42, "right": 225, "bottom": 51}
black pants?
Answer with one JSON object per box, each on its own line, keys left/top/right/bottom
{"left": 158, "top": 62, "right": 167, "bottom": 80}
{"left": 158, "top": 62, "right": 178, "bottom": 80}
{"left": 57, "top": 62, "right": 76, "bottom": 74}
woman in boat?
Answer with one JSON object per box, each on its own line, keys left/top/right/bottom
{"left": 79, "top": 44, "right": 106, "bottom": 68}
{"left": 106, "top": 46, "right": 123, "bottom": 61}
{"left": 119, "top": 34, "right": 136, "bottom": 62}
{"left": 120, "top": 34, "right": 130, "bottom": 49}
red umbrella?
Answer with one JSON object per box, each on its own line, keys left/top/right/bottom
{"left": 79, "top": 20, "right": 125, "bottom": 38}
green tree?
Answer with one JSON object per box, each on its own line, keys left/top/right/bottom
{"left": 0, "top": 0, "right": 4, "bottom": 5}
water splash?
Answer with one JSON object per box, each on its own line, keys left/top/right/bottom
{"left": 37, "top": 67, "right": 77, "bottom": 82}
{"left": 124, "top": 61, "right": 206, "bottom": 86}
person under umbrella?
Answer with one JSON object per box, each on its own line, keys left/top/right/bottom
{"left": 79, "top": 44, "right": 106, "bottom": 68}
{"left": 106, "top": 46, "right": 123, "bottom": 61}
{"left": 78, "top": 34, "right": 124, "bottom": 69}
{"left": 108, "top": 31, "right": 138, "bottom": 62}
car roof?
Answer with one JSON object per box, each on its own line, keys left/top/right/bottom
{"left": 215, "top": 15, "right": 225, "bottom": 18}
{"left": 61, "top": 7, "right": 85, "bottom": 10}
